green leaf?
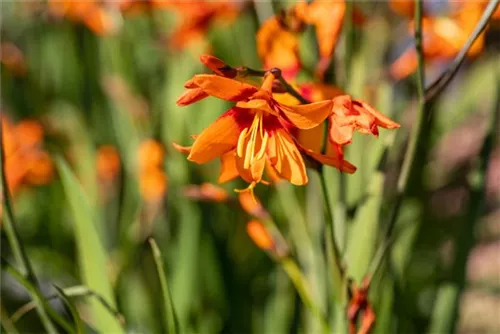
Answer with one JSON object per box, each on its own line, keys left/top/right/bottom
{"left": 346, "top": 172, "right": 384, "bottom": 283}
{"left": 53, "top": 286, "right": 85, "bottom": 334}
{"left": 148, "top": 238, "right": 180, "bottom": 334}
{"left": 56, "top": 157, "right": 123, "bottom": 333}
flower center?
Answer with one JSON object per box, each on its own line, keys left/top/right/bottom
{"left": 236, "top": 111, "right": 269, "bottom": 170}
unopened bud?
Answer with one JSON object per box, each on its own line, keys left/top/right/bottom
{"left": 200, "top": 54, "right": 237, "bottom": 78}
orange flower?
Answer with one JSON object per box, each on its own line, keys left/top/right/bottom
{"left": 390, "top": 2, "right": 486, "bottom": 80}
{"left": 238, "top": 190, "right": 270, "bottom": 220}
{"left": 256, "top": 0, "right": 364, "bottom": 78}
{"left": 246, "top": 220, "right": 274, "bottom": 251}
{"left": 48, "top": 0, "right": 122, "bottom": 35}
{"left": 348, "top": 278, "right": 375, "bottom": 334}
{"left": 296, "top": 0, "right": 365, "bottom": 75}
{"left": 279, "top": 85, "right": 400, "bottom": 160}
{"left": 0, "top": 42, "right": 27, "bottom": 76}
{"left": 165, "top": 1, "right": 240, "bottom": 50}
{"left": 183, "top": 182, "right": 229, "bottom": 202}
{"left": 1, "top": 116, "right": 54, "bottom": 196}
{"left": 256, "top": 15, "right": 301, "bottom": 80}
{"left": 137, "top": 139, "right": 167, "bottom": 201}
{"left": 175, "top": 73, "right": 356, "bottom": 193}
{"left": 139, "top": 168, "right": 167, "bottom": 202}
{"left": 389, "top": 0, "right": 416, "bottom": 17}
{"left": 328, "top": 95, "right": 400, "bottom": 154}
{"left": 96, "top": 145, "right": 121, "bottom": 182}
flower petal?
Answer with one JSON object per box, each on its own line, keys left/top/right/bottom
{"left": 354, "top": 100, "right": 400, "bottom": 129}
{"left": 302, "top": 147, "right": 357, "bottom": 174}
{"left": 329, "top": 115, "right": 355, "bottom": 146}
{"left": 296, "top": 125, "right": 324, "bottom": 152}
{"left": 172, "top": 142, "right": 192, "bottom": 154}
{"left": 273, "top": 129, "right": 308, "bottom": 185}
{"left": 188, "top": 108, "right": 242, "bottom": 164}
{"left": 218, "top": 150, "right": 239, "bottom": 183}
{"left": 279, "top": 100, "right": 332, "bottom": 130}
{"left": 236, "top": 99, "right": 276, "bottom": 115}
{"left": 191, "top": 74, "right": 258, "bottom": 102}
{"left": 176, "top": 88, "right": 209, "bottom": 106}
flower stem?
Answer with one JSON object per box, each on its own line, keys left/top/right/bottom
{"left": 319, "top": 168, "right": 346, "bottom": 302}
{"left": 280, "top": 257, "right": 330, "bottom": 334}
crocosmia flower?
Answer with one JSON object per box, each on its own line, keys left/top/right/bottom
{"left": 175, "top": 71, "right": 356, "bottom": 194}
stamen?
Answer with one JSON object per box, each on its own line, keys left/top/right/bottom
{"left": 237, "top": 128, "right": 248, "bottom": 157}
{"left": 234, "top": 182, "right": 257, "bottom": 202}
{"left": 255, "top": 131, "right": 269, "bottom": 160}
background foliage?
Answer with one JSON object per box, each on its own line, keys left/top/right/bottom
{"left": 1, "top": 1, "right": 499, "bottom": 333}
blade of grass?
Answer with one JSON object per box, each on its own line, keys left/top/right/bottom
{"left": 2, "top": 259, "right": 74, "bottom": 333}
{"left": 56, "top": 157, "right": 123, "bottom": 333}
{"left": 53, "top": 286, "right": 85, "bottom": 334}
{"left": 148, "top": 238, "right": 180, "bottom": 334}
{"left": 1, "top": 303, "right": 20, "bottom": 334}
{"left": 10, "top": 285, "right": 124, "bottom": 325}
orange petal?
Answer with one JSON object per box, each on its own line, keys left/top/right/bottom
{"left": 191, "top": 74, "right": 258, "bottom": 102}
{"left": 236, "top": 99, "right": 276, "bottom": 115}
{"left": 302, "top": 147, "right": 357, "bottom": 174}
{"left": 176, "top": 88, "right": 209, "bottom": 106}
{"left": 246, "top": 220, "right": 274, "bottom": 250}
{"left": 188, "top": 108, "right": 241, "bottom": 164}
{"left": 390, "top": 48, "right": 418, "bottom": 80}
{"left": 172, "top": 142, "right": 192, "bottom": 154}
{"left": 355, "top": 101, "right": 400, "bottom": 129}
{"left": 329, "top": 115, "right": 355, "bottom": 146}
{"left": 218, "top": 150, "right": 239, "bottom": 183}
{"left": 273, "top": 130, "right": 308, "bottom": 185}
{"left": 239, "top": 192, "right": 268, "bottom": 219}
{"left": 296, "top": 125, "right": 324, "bottom": 152}
{"left": 279, "top": 100, "right": 332, "bottom": 130}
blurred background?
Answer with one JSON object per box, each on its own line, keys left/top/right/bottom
{"left": 1, "top": 0, "right": 499, "bottom": 333}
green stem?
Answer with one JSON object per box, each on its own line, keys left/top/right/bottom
{"left": 10, "top": 285, "right": 125, "bottom": 325}
{"left": 2, "top": 259, "right": 73, "bottom": 334}
{"left": 280, "top": 258, "right": 330, "bottom": 334}
{"left": 0, "top": 117, "right": 59, "bottom": 333}
{"left": 319, "top": 169, "right": 345, "bottom": 302}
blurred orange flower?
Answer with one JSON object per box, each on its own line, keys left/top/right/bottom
{"left": 348, "top": 278, "right": 375, "bottom": 334}
{"left": 256, "top": 14, "right": 302, "bottom": 80}
{"left": 48, "top": 0, "right": 122, "bottom": 35}
{"left": 246, "top": 220, "right": 274, "bottom": 251}
{"left": 257, "top": 0, "right": 364, "bottom": 78}
{"left": 0, "top": 42, "right": 27, "bottom": 76}
{"left": 1, "top": 116, "right": 54, "bottom": 196}
{"left": 175, "top": 72, "right": 356, "bottom": 194}
{"left": 390, "top": 2, "right": 488, "bottom": 80}
{"left": 96, "top": 145, "right": 121, "bottom": 182}
{"left": 183, "top": 182, "right": 229, "bottom": 202}
{"left": 166, "top": 1, "right": 240, "bottom": 50}
{"left": 138, "top": 139, "right": 167, "bottom": 202}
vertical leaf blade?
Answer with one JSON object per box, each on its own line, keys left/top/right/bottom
{"left": 56, "top": 157, "right": 123, "bottom": 333}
